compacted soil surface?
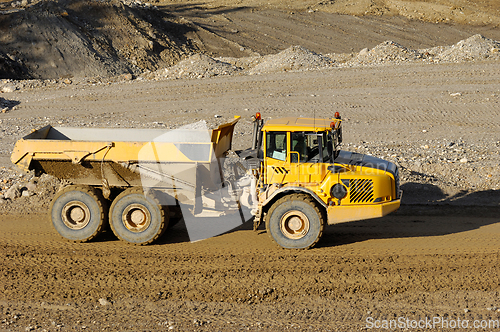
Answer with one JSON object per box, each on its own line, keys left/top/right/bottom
{"left": 1, "top": 209, "right": 500, "bottom": 331}
{"left": 1, "top": 0, "right": 500, "bottom": 331}
{"left": 0, "top": 61, "right": 499, "bottom": 331}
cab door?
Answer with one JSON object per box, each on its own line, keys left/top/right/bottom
{"left": 264, "top": 131, "right": 330, "bottom": 186}
{"left": 289, "top": 132, "right": 330, "bottom": 185}
{"left": 264, "top": 131, "right": 289, "bottom": 185}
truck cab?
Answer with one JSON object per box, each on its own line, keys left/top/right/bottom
{"left": 263, "top": 117, "right": 339, "bottom": 186}
{"left": 252, "top": 114, "right": 401, "bottom": 249}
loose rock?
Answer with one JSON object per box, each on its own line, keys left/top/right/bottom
{"left": 98, "top": 298, "right": 111, "bottom": 306}
{"left": 4, "top": 184, "right": 21, "bottom": 200}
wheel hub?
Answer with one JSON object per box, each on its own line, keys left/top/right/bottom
{"left": 62, "top": 201, "right": 91, "bottom": 230}
{"left": 122, "top": 204, "right": 151, "bottom": 232}
{"left": 130, "top": 209, "right": 145, "bottom": 224}
{"left": 280, "top": 210, "right": 310, "bottom": 240}
{"left": 70, "top": 207, "right": 85, "bottom": 222}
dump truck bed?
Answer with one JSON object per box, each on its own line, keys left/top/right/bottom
{"left": 11, "top": 117, "right": 240, "bottom": 191}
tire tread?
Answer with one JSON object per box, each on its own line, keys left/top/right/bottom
{"left": 265, "top": 193, "right": 324, "bottom": 249}
{"left": 109, "top": 187, "right": 167, "bottom": 245}
{"left": 49, "top": 185, "right": 107, "bottom": 243}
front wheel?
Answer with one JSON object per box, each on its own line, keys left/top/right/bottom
{"left": 265, "top": 194, "right": 324, "bottom": 249}
{"left": 109, "top": 187, "right": 168, "bottom": 245}
{"left": 50, "top": 185, "right": 107, "bottom": 242}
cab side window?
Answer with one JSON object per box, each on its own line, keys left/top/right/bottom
{"left": 266, "top": 131, "right": 287, "bottom": 161}
{"left": 291, "top": 132, "right": 308, "bottom": 163}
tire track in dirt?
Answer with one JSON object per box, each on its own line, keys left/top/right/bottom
{"left": 1, "top": 211, "right": 500, "bottom": 330}
{"left": 343, "top": 99, "right": 500, "bottom": 130}
{"left": 185, "top": 8, "right": 500, "bottom": 57}
{"left": 2, "top": 61, "right": 500, "bottom": 168}
{"left": 2, "top": 213, "right": 500, "bottom": 299}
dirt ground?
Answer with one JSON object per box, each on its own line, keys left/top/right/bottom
{"left": 1, "top": 207, "right": 500, "bottom": 331}
{"left": 1, "top": 0, "right": 500, "bottom": 331}
{"left": 1, "top": 61, "right": 499, "bottom": 331}
{"left": 2, "top": 0, "right": 500, "bottom": 80}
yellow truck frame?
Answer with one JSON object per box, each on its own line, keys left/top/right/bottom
{"left": 11, "top": 113, "right": 401, "bottom": 249}
{"left": 246, "top": 113, "right": 401, "bottom": 249}
{"left": 11, "top": 118, "right": 240, "bottom": 245}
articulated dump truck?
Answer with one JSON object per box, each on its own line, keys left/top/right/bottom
{"left": 11, "top": 112, "right": 401, "bottom": 249}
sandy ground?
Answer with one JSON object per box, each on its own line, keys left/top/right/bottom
{"left": 1, "top": 60, "right": 500, "bottom": 331}
{"left": 1, "top": 0, "right": 500, "bottom": 331}
{"left": 1, "top": 208, "right": 500, "bottom": 331}
{"left": 2, "top": 0, "right": 500, "bottom": 80}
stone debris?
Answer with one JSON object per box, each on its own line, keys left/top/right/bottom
{"left": 430, "top": 34, "right": 500, "bottom": 63}
{"left": 158, "top": 320, "right": 176, "bottom": 329}
{"left": 0, "top": 169, "right": 61, "bottom": 214}
{"left": 4, "top": 183, "right": 21, "bottom": 200}
{"left": 345, "top": 40, "right": 425, "bottom": 67}
{"left": 120, "top": 0, "right": 157, "bottom": 10}
{"left": 98, "top": 298, "right": 112, "bottom": 306}
{"left": 246, "top": 46, "right": 334, "bottom": 74}
{"left": 156, "top": 53, "right": 240, "bottom": 80}
{"left": 137, "top": 35, "right": 498, "bottom": 84}
{"left": 1, "top": 84, "right": 17, "bottom": 93}
{"left": 134, "top": 34, "right": 500, "bottom": 82}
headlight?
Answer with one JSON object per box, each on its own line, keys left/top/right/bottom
{"left": 331, "top": 183, "right": 347, "bottom": 199}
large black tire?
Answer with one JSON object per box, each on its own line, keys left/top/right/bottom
{"left": 109, "top": 187, "right": 168, "bottom": 245}
{"left": 265, "top": 194, "right": 324, "bottom": 249}
{"left": 49, "top": 185, "right": 107, "bottom": 242}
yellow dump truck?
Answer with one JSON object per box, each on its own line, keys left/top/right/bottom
{"left": 11, "top": 113, "right": 401, "bottom": 249}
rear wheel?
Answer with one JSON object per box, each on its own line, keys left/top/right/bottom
{"left": 265, "top": 194, "right": 324, "bottom": 249}
{"left": 109, "top": 187, "right": 168, "bottom": 245}
{"left": 50, "top": 185, "right": 107, "bottom": 242}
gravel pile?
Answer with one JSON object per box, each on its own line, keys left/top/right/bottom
{"left": 247, "top": 46, "right": 334, "bottom": 74}
{"left": 0, "top": 81, "right": 18, "bottom": 93}
{"left": 430, "top": 34, "right": 500, "bottom": 63}
{"left": 154, "top": 53, "right": 241, "bottom": 79}
{"left": 344, "top": 41, "right": 426, "bottom": 67}
{"left": 145, "top": 35, "right": 500, "bottom": 81}
{"left": 1, "top": 34, "right": 499, "bottom": 90}
{"left": 0, "top": 0, "right": 197, "bottom": 80}
{"left": 0, "top": 168, "right": 61, "bottom": 214}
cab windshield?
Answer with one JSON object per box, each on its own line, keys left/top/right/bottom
{"left": 290, "top": 131, "right": 335, "bottom": 163}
